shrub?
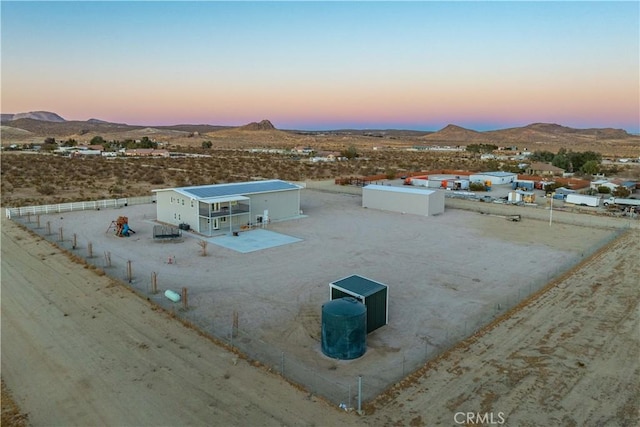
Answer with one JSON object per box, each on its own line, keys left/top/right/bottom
{"left": 36, "top": 184, "right": 56, "bottom": 195}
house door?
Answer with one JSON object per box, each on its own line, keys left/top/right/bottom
{"left": 212, "top": 218, "right": 219, "bottom": 230}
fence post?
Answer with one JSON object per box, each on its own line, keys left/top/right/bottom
{"left": 357, "top": 375, "right": 363, "bottom": 415}
{"left": 232, "top": 310, "right": 239, "bottom": 338}
{"left": 151, "top": 272, "right": 157, "bottom": 294}
{"left": 72, "top": 233, "right": 77, "bottom": 249}
{"left": 46, "top": 221, "right": 51, "bottom": 235}
{"left": 58, "top": 227, "right": 64, "bottom": 242}
{"left": 36, "top": 214, "right": 41, "bottom": 228}
{"left": 182, "top": 287, "right": 188, "bottom": 310}
{"left": 127, "top": 260, "right": 132, "bottom": 283}
{"left": 104, "top": 251, "right": 111, "bottom": 268}
{"left": 281, "top": 352, "right": 285, "bottom": 377}
{"left": 87, "top": 242, "right": 93, "bottom": 258}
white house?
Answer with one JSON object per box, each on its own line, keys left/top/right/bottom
{"left": 152, "top": 180, "right": 303, "bottom": 236}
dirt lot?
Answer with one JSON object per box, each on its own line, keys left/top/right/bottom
{"left": 0, "top": 216, "right": 362, "bottom": 427}
{"left": 369, "top": 228, "right": 639, "bottom": 426}
{"left": 2, "top": 189, "right": 638, "bottom": 426}
{"left": 5, "top": 189, "right": 620, "bottom": 402}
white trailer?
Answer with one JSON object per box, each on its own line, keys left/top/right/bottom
{"left": 603, "top": 197, "right": 640, "bottom": 208}
{"left": 565, "top": 194, "right": 600, "bottom": 207}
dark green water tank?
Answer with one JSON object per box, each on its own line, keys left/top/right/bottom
{"left": 321, "top": 297, "right": 367, "bottom": 360}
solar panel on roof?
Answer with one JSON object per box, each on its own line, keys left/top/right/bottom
{"left": 177, "top": 180, "right": 300, "bottom": 199}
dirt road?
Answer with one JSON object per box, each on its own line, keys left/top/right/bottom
{"left": 1, "top": 218, "right": 363, "bottom": 426}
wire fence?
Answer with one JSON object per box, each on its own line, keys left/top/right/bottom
{"left": 9, "top": 202, "right": 631, "bottom": 410}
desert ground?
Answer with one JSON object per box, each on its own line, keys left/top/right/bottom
{"left": 2, "top": 186, "right": 638, "bottom": 426}
{"left": 4, "top": 187, "right": 623, "bottom": 403}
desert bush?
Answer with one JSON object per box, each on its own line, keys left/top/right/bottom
{"left": 469, "top": 182, "right": 487, "bottom": 191}
{"left": 36, "top": 184, "right": 56, "bottom": 195}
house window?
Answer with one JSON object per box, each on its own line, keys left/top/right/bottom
{"left": 174, "top": 213, "right": 177, "bottom": 219}
{"left": 171, "top": 197, "right": 174, "bottom": 204}
{"left": 190, "top": 200, "right": 194, "bottom": 208}
{"left": 182, "top": 199, "right": 184, "bottom": 205}
{"left": 221, "top": 216, "right": 227, "bottom": 223}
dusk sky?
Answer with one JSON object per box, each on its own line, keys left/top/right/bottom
{"left": 2, "top": 1, "right": 639, "bottom": 132}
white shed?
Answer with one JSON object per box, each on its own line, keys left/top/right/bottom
{"left": 469, "top": 172, "right": 517, "bottom": 185}
{"left": 362, "top": 185, "right": 444, "bottom": 216}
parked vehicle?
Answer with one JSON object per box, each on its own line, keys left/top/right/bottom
{"left": 603, "top": 197, "right": 640, "bottom": 208}
{"left": 565, "top": 194, "right": 600, "bottom": 207}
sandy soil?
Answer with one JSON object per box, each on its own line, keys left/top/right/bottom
{"left": 0, "top": 217, "right": 363, "bottom": 426}
{"left": 4, "top": 189, "right": 620, "bottom": 404}
{"left": 2, "top": 192, "right": 638, "bottom": 426}
{"left": 369, "top": 228, "right": 640, "bottom": 426}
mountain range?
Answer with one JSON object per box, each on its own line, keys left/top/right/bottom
{"left": 0, "top": 111, "right": 636, "bottom": 148}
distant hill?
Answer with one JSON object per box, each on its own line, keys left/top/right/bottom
{"left": 423, "top": 124, "right": 487, "bottom": 142}
{"left": 2, "top": 111, "right": 66, "bottom": 122}
{"left": 239, "top": 120, "right": 276, "bottom": 131}
{"left": 484, "top": 123, "right": 634, "bottom": 144}
{"left": 420, "top": 122, "right": 635, "bottom": 145}
{"left": 0, "top": 111, "right": 636, "bottom": 153}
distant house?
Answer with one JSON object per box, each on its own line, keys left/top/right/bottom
{"left": 591, "top": 179, "right": 637, "bottom": 193}
{"left": 525, "top": 162, "right": 565, "bottom": 177}
{"left": 292, "top": 146, "right": 314, "bottom": 155}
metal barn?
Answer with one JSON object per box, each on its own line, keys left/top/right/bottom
{"left": 469, "top": 172, "right": 517, "bottom": 185}
{"left": 362, "top": 184, "right": 444, "bottom": 216}
{"left": 329, "top": 275, "right": 389, "bottom": 334}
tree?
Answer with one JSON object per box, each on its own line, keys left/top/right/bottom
{"left": 202, "top": 141, "right": 213, "bottom": 149}
{"left": 570, "top": 151, "right": 601, "bottom": 172}
{"left": 469, "top": 182, "right": 487, "bottom": 191}
{"left": 62, "top": 138, "right": 77, "bottom": 147}
{"left": 552, "top": 148, "right": 570, "bottom": 171}
{"left": 581, "top": 160, "right": 600, "bottom": 175}
{"left": 612, "top": 186, "right": 631, "bottom": 198}
{"left": 597, "top": 186, "right": 611, "bottom": 194}
{"left": 41, "top": 137, "right": 57, "bottom": 151}
{"left": 90, "top": 136, "right": 105, "bottom": 146}
{"left": 340, "top": 145, "right": 359, "bottom": 160}
{"left": 139, "top": 137, "right": 157, "bottom": 149}
{"left": 466, "top": 144, "right": 498, "bottom": 154}
{"left": 530, "top": 150, "right": 555, "bottom": 162}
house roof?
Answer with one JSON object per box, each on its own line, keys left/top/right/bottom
{"left": 330, "top": 275, "right": 388, "bottom": 297}
{"left": 153, "top": 179, "right": 301, "bottom": 200}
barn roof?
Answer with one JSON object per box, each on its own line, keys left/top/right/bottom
{"left": 364, "top": 184, "right": 436, "bottom": 195}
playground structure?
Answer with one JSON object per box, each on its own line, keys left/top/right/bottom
{"left": 107, "top": 216, "right": 135, "bottom": 237}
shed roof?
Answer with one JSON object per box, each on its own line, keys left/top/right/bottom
{"left": 330, "top": 275, "right": 388, "bottom": 297}
{"left": 364, "top": 184, "right": 435, "bottom": 195}
{"left": 154, "top": 179, "right": 301, "bottom": 200}
{"left": 472, "top": 171, "right": 517, "bottom": 177}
